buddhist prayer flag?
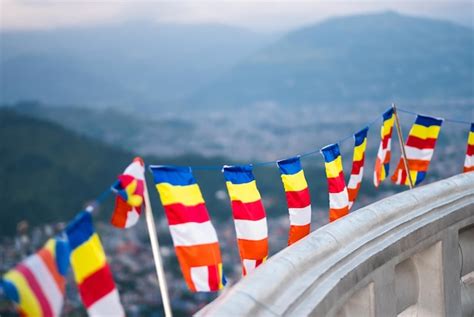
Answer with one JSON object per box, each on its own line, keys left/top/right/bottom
{"left": 321, "top": 144, "right": 349, "bottom": 222}
{"left": 110, "top": 157, "right": 145, "bottom": 229}
{"left": 391, "top": 115, "right": 443, "bottom": 186}
{"left": 464, "top": 123, "right": 474, "bottom": 173}
{"left": 277, "top": 156, "right": 311, "bottom": 245}
{"left": 66, "top": 211, "right": 124, "bottom": 316}
{"left": 150, "top": 166, "right": 225, "bottom": 292}
{"left": 347, "top": 127, "right": 368, "bottom": 210}
{"left": 1, "top": 238, "right": 69, "bottom": 317}
{"left": 374, "top": 108, "right": 395, "bottom": 187}
{"left": 223, "top": 165, "right": 268, "bottom": 276}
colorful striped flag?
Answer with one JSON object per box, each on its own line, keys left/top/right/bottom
{"left": 150, "top": 166, "right": 226, "bottom": 292}
{"left": 347, "top": 127, "right": 368, "bottom": 210}
{"left": 223, "top": 165, "right": 268, "bottom": 276}
{"left": 321, "top": 144, "right": 349, "bottom": 222}
{"left": 1, "top": 238, "right": 70, "bottom": 317}
{"left": 464, "top": 123, "right": 474, "bottom": 173}
{"left": 110, "top": 157, "right": 145, "bottom": 228}
{"left": 374, "top": 108, "right": 395, "bottom": 187}
{"left": 277, "top": 156, "right": 311, "bottom": 245}
{"left": 391, "top": 115, "right": 443, "bottom": 186}
{"left": 66, "top": 211, "right": 124, "bottom": 316}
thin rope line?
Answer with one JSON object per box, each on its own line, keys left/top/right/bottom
{"left": 397, "top": 107, "right": 472, "bottom": 125}
{"left": 85, "top": 186, "right": 113, "bottom": 212}
{"left": 156, "top": 107, "right": 388, "bottom": 171}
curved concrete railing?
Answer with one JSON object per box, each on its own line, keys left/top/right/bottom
{"left": 197, "top": 173, "right": 474, "bottom": 317}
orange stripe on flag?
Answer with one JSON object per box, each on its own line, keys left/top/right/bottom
{"left": 237, "top": 238, "right": 268, "bottom": 260}
{"left": 37, "top": 248, "right": 65, "bottom": 294}
{"left": 174, "top": 243, "right": 222, "bottom": 267}
{"left": 407, "top": 159, "right": 431, "bottom": 171}
{"left": 330, "top": 207, "right": 349, "bottom": 222}
{"left": 288, "top": 224, "right": 310, "bottom": 245}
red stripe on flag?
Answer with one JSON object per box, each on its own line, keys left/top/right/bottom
{"left": 231, "top": 200, "right": 266, "bottom": 220}
{"left": 406, "top": 136, "right": 437, "bottom": 149}
{"left": 164, "top": 203, "right": 210, "bottom": 225}
{"left": 16, "top": 264, "right": 53, "bottom": 317}
{"left": 285, "top": 188, "right": 311, "bottom": 208}
{"left": 207, "top": 265, "right": 219, "bottom": 291}
{"left": 78, "top": 265, "right": 116, "bottom": 308}
{"left": 327, "top": 172, "right": 346, "bottom": 193}
{"left": 382, "top": 128, "right": 393, "bottom": 147}
{"left": 351, "top": 158, "right": 365, "bottom": 174}
{"left": 467, "top": 144, "right": 474, "bottom": 156}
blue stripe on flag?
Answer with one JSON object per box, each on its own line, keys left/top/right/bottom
{"left": 150, "top": 166, "right": 196, "bottom": 186}
{"left": 382, "top": 108, "right": 394, "bottom": 121}
{"left": 277, "top": 156, "right": 302, "bottom": 175}
{"left": 55, "top": 238, "right": 71, "bottom": 276}
{"left": 321, "top": 144, "right": 341, "bottom": 163}
{"left": 223, "top": 165, "right": 255, "bottom": 184}
{"left": 415, "top": 115, "right": 443, "bottom": 127}
{"left": 66, "top": 211, "right": 94, "bottom": 250}
{"left": 1, "top": 279, "right": 19, "bottom": 303}
{"left": 354, "top": 127, "right": 369, "bottom": 146}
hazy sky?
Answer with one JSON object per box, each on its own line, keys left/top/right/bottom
{"left": 1, "top": 0, "right": 473, "bottom": 33}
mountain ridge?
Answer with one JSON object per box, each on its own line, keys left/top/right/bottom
{"left": 190, "top": 11, "right": 474, "bottom": 108}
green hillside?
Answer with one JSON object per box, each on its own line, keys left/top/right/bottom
{"left": 0, "top": 108, "right": 135, "bottom": 235}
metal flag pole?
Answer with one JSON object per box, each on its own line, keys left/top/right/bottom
{"left": 143, "top": 175, "right": 173, "bottom": 317}
{"left": 392, "top": 103, "right": 414, "bottom": 189}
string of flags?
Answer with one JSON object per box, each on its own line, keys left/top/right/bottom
{"left": 1, "top": 105, "right": 472, "bottom": 317}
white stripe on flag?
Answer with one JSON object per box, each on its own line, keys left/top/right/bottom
{"left": 288, "top": 205, "right": 312, "bottom": 226}
{"left": 395, "top": 169, "right": 404, "bottom": 185}
{"left": 87, "top": 289, "right": 125, "bottom": 317}
{"left": 234, "top": 218, "right": 268, "bottom": 240}
{"left": 348, "top": 168, "right": 364, "bottom": 189}
{"left": 243, "top": 259, "right": 257, "bottom": 276}
{"left": 124, "top": 161, "right": 144, "bottom": 180}
{"left": 465, "top": 154, "right": 474, "bottom": 168}
{"left": 190, "top": 266, "right": 210, "bottom": 292}
{"left": 404, "top": 146, "right": 434, "bottom": 161}
{"left": 169, "top": 221, "right": 218, "bottom": 246}
{"left": 329, "top": 189, "right": 349, "bottom": 209}
{"left": 124, "top": 209, "right": 140, "bottom": 228}
{"left": 26, "top": 255, "right": 63, "bottom": 317}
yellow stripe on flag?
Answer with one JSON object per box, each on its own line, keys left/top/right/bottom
{"left": 71, "top": 233, "right": 106, "bottom": 284}
{"left": 325, "top": 156, "right": 343, "bottom": 178}
{"left": 353, "top": 139, "right": 367, "bottom": 161}
{"left": 405, "top": 170, "right": 419, "bottom": 186}
{"left": 410, "top": 124, "right": 441, "bottom": 140}
{"left": 4, "top": 271, "right": 42, "bottom": 317}
{"left": 226, "top": 180, "right": 261, "bottom": 203}
{"left": 218, "top": 263, "right": 224, "bottom": 289}
{"left": 156, "top": 183, "right": 205, "bottom": 206}
{"left": 44, "top": 239, "right": 55, "bottom": 256}
{"left": 281, "top": 170, "right": 308, "bottom": 192}
{"left": 382, "top": 117, "right": 394, "bottom": 135}
{"left": 468, "top": 132, "right": 474, "bottom": 145}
